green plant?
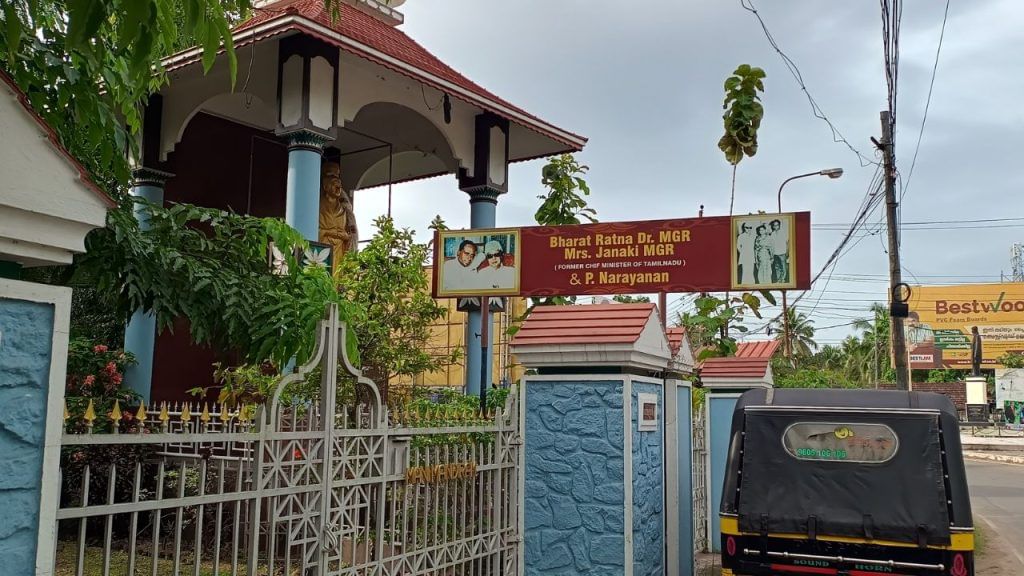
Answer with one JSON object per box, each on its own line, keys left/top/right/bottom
{"left": 335, "top": 216, "right": 458, "bottom": 397}
{"left": 718, "top": 64, "right": 766, "bottom": 215}
{"left": 77, "top": 200, "right": 346, "bottom": 368}
{"left": 680, "top": 293, "right": 768, "bottom": 360}
{"left": 535, "top": 154, "right": 597, "bottom": 226}
{"left": 771, "top": 306, "right": 818, "bottom": 359}
{"left": 999, "top": 352, "right": 1024, "bottom": 369}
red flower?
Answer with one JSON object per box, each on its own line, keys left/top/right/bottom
{"left": 82, "top": 375, "right": 96, "bottom": 389}
{"left": 110, "top": 373, "right": 123, "bottom": 386}
{"left": 104, "top": 362, "right": 117, "bottom": 375}
{"left": 93, "top": 344, "right": 108, "bottom": 353}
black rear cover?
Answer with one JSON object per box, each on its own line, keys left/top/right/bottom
{"left": 736, "top": 409, "right": 951, "bottom": 546}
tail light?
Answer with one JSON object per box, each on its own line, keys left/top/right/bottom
{"left": 726, "top": 536, "right": 736, "bottom": 556}
{"left": 951, "top": 553, "right": 968, "bottom": 576}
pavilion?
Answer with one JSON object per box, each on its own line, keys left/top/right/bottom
{"left": 127, "top": 0, "right": 586, "bottom": 401}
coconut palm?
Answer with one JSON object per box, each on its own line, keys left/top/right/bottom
{"left": 772, "top": 306, "right": 818, "bottom": 358}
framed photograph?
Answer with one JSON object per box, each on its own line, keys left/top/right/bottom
{"left": 638, "top": 393, "right": 659, "bottom": 432}
{"left": 731, "top": 213, "right": 797, "bottom": 290}
{"left": 435, "top": 228, "right": 521, "bottom": 297}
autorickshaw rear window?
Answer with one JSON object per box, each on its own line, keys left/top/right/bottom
{"left": 782, "top": 422, "right": 899, "bottom": 463}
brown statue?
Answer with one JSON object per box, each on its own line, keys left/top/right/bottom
{"left": 970, "top": 326, "right": 983, "bottom": 377}
{"left": 319, "top": 160, "right": 358, "bottom": 263}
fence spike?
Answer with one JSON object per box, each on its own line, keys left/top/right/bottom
{"left": 219, "top": 403, "right": 232, "bottom": 423}
{"left": 159, "top": 402, "right": 170, "bottom": 424}
{"left": 181, "top": 403, "right": 192, "bottom": 422}
{"left": 83, "top": 399, "right": 96, "bottom": 425}
{"left": 135, "top": 401, "right": 147, "bottom": 424}
{"left": 110, "top": 400, "right": 122, "bottom": 422}
{"left": 63, "top": 401, "right": 70, "bottom": 422}
{"left": 200, "top": 403, "right": 211, "bottom": 423}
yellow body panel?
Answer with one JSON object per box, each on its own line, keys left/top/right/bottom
{"left": 720, "top": 516, "right": 974, "bottom": 551}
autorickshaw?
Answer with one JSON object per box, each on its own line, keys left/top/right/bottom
{"left": 720, "top": 388, "right": 974, "bottom": 576}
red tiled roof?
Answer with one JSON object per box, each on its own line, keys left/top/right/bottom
{"left": 736, "top": 340, "right": 781, "bottom": 359}
{"left": 699, "top": 357, "right": 771, "bottom": 379}
{"left": 0, "top": 71, "right": 114, "bottom": 208}
{"left": 512, "top": 304, "right": 656, "bottom": 346}
{"left": 666, "top": 327, "right": 688, "bottom": 357}
{"left": 166, "top": 1, "right": 585, "bottom": 153}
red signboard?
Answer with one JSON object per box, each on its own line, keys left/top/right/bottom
{"left": 432, "top": 212, "right": 810, "bottom": 298}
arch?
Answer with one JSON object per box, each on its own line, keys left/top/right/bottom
{"left": 164, "top": 92, "right": 276, "bottom": 160}
{"left": 341, "top": 101, "right": 461, "bottom": 191}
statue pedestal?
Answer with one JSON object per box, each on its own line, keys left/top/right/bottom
{"left": 965, "top": 375, "right": 989, "bottom": 422}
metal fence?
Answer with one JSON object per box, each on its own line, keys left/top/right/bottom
{"left": 691, "top": 406, "right": 708, "bottom": 554}
{"left": 54, "top": 305, "right": 522, "bottom": 575}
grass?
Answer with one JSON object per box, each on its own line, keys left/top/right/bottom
{"left": 55, "top": 541, "right": 299, "bottom": 576}
{"left": 974, "top": 519, "right": 987, "bottom": 555}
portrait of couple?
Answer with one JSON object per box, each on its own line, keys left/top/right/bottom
{"left": 437, "top": 230, "right": 520, "bottom": 296}
{"left": 732, "top": 214, "right": 796, "bottom": 289}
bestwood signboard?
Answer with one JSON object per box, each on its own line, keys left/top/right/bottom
{"left": 906, "top": 283, "right": 1024, "bottom": 369}
{"left": 432, "top": 212, "right": 811, "bottom": 298}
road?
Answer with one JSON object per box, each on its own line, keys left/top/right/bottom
{"left": 966, "top": 460, "right": 1024, "bottom": 570}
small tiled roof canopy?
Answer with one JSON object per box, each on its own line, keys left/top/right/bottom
{"left": 166, "top": 0, "right": 586, "bottom": 155}
{"left": 666, "top": 326, "right": 688, "bottom": 357}
{"left": 735, "top": 340, "right": 781, "bottom": 359}
{"left": 512, "top": 303, "right": 657, "bottom": 346}
{"left": 699, "top": 357, "right": 771, "bottom": 379}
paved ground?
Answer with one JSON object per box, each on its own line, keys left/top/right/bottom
{"left": 967, "top": 459, "right": 1024, "bottom": 573}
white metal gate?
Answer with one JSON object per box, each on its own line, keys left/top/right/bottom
{"left": 692, "top": 406, "right": 708, "bottom": 554}
{"left": 54, "top": 305, "right": 522, "bottom": 575}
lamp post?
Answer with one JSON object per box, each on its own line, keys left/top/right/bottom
{"left": 777, "top": 168, "right": 843, "bottom": 361}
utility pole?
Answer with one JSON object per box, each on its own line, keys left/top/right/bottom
{"left": 880, "top": 111, "right": 910, "bottom": 390}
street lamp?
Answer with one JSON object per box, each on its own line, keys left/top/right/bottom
{"left": 777, "top": 168, "right": 843, "bottom": 361}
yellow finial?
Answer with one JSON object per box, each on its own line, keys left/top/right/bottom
{"left": 219, "top": 404, "right": 231, "bottom": 423}
{"left": 238, "top": 405, "right": 250, "bottom": 423}
{"left": 135, "top": 402, "right": 147, "bottom": 424}
{"left": 63, "top": 401, "right": 70, "bottom": 422}
{"left": 83, "top": 399, "right": 96, "bottom": 425}
{"left": 181, "top": 403, "right": 192, "bottom": 422}
{"left": 158, "top": 402, "right": 170, "bottom": 424}
{"left": 200, "top": 403, "right": 211, "bottom": 424}
{"left": 110, "top": 400, "right": 122, "bottom": 422}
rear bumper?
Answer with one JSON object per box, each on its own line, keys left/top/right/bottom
{"left": 720, "top": 534, "right": 974, "bottom": 576}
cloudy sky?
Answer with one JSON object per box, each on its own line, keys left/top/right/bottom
{"left": 353, "top": 0, "right": 1024, "bottom": 347}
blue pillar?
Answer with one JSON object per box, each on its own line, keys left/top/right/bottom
{"left": 284, "top": 131, "right": 327, "bottom": 240}
{"left": 707, "top": 392, "right": 741, "bottom": 553}
{"left": 464, "top": 191, "right": 498, "bottom": 397}
{"left": 124, "top": 168, "right": 171, "bottom": 403}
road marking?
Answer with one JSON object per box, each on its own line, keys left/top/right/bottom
{"left": 975, "top": 512, "right": 1024, "bottom": 567}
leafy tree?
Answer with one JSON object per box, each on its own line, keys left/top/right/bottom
{"left": 771, "top": 306, "right": 818, "bottom": 359}
{"left": 924, "top": 368, "right": 967, "bottom": 383}
{"left": 335, "top": 216, "right": 459, "bottom": 397}
{"left": 0, "top": 0, "right": 254, "bottom": 185}
{"left": 612, "top": 294, "right": 651, "bottom": 304}
{"left": 525, "top": 154, "right": 598, "bottom": 310}
{"left": 718, "top": 64, "right": 766, "bottom": 215}
{"left": 680, "top": 293, "right": 765, "bottom": 361}
{"left": 773, "top": 366, "right": 860, "bottom": 390}
{"left": 77, "top": 200, "right": 344, "bottom": 368}
{"left": 535, "top": 154, "right": 597, "bottom": 226}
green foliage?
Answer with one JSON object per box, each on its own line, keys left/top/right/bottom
{"left": 0, "top": 0, "right": 252, "bottom": 185}
{"left": 718, "top": 64, "right": 766, "bottom": 166}
{"left": 77, "top": 200, "right": 345, "bottom": 368}
{"left": 999, "top": 352, "right": 1024, "bottom": 369}
{"left": 773, "top": 367, "right": 861, "bottom": 390}
{"left": 771, "top": 306, "right": 818, "bottom": 360}
{"left": 680, "top": 293, "right": 762, "bottom": 360}
{"left": 335, "top": 216, "right": 458, "bottom": 391}
{"left": 535, "top": 154, "right": 597, "bottom": 226}
{"left": 924, "top": 368, "right": 967, "bottom": 383}
{"left": 613, "top": 294, "right": 651, "bottom": 303}
{"left": 718, "top": 64, "right": 766, "bottom": 215}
